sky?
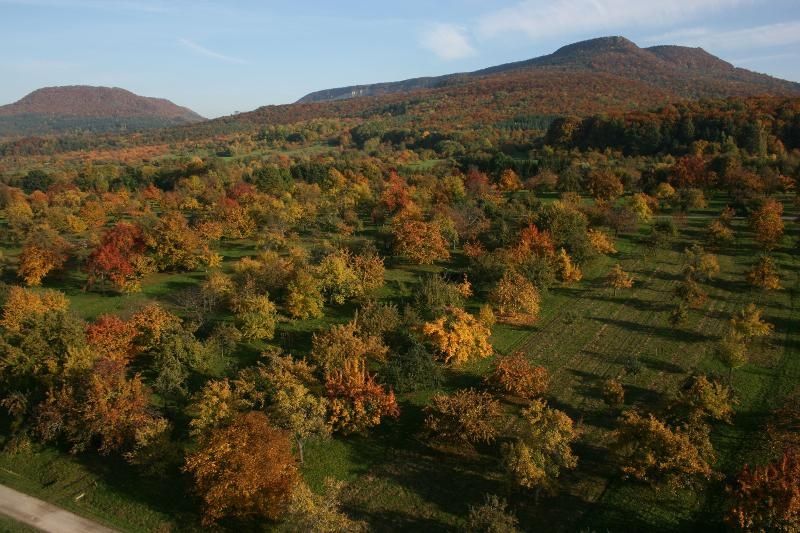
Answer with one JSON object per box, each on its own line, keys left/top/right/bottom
{"left": 1, "top": 0, "right": 799, "bottom": 118}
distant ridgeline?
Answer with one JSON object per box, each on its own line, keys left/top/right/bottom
{"left": 0, "top": 86, "right": 204, "bottom": 138}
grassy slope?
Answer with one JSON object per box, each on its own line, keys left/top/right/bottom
{"left": 0, "top": 198, "right": 797, "bottom": 531}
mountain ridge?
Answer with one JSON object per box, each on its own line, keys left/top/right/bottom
{"left": 297, "top": 36, "right": 800, "bottom": 103}
{"left": 0, "top": 86, "right": 204, "bottom": 137}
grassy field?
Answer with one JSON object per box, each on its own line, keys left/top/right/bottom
{"left": 0, "top": 197, "right": 797, "bottom": 531}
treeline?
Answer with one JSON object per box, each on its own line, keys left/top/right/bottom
{"left": 546, "top": 97, "right": 800, "bottom": 155}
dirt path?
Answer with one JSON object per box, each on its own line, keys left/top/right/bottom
{"left": 0, "top": 484, "right": 116, "bottom": 533}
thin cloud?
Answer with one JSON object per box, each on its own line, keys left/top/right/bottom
{"left": 477, "top": 0, "right": 748, "bottom": 40}
{"left": 646, "top": 21, "right": 800, "bottom": 51}
{"left": 179, "top": 38, "right": 247, "bottom": 65}
{"left": 0, "top": 0, "right": 168, "bottom": 12}
{"left": 419, "top": 23, "right": 476, "bottom": 60}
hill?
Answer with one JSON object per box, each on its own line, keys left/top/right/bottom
{"left": 0, "top": 86, "right": 205, "bottom": 137}
{"left": 297, "top": 36, "right": 800, "bottom": 103}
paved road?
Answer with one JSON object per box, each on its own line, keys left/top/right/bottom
{"left": 0, "top": 484, "right": 116, "bottom": 533}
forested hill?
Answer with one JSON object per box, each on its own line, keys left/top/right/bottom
{"left": 0, "top": 86, "right": 204, "bottom": 137}
{"left": 297, "top": 36, "right": 800, "bottom": 103}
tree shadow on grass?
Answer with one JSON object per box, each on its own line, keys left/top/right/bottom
{"left": 589, "top": 316, "right": 712, "bottom": 343}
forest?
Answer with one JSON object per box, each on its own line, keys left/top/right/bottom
{"left": 0, "top": 91, "right": 798, "bottom": 532}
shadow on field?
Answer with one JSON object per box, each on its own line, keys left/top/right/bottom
{"left": 589, "top": 316, "right": 712, "bottom": 343}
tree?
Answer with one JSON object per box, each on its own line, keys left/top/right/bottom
{"left": 728, "top": 448, "right": 800, "bottom": 532}
{"left": 749, "top": 198, "right": 784, "bottom": 250}
{"left": 465, "top": 494, "right": 521, "bottom": 533}
{"left": 86, "top": 222, "right": 149, "bottom": 293}
{"left": 669, "top": 303, "right": 690, "bottom": 328}
{"left": 325, "top": 359, "right": 399, "bottom": 434}
{"left": 286, "top": 479, "right": 366, "bottom": 533}
{"left": 555, "top": 248, "right": 582, "bottom": 283}
{"left": 588, "top": 229, "right": 617, "bottom": 255}
{"left": 674, "top": 275, "right": 707, "bottom": 309}
{"left": 606, "top": 264, "right": 634, "bottom": 296}
{"left": 85, "top": 315, "right": 138, "bottom": 362}
{"left": 286, "top": 270, "right": 325, "bottom": 320}
{"left": 489, "top": 271, "right": 541, "bottom": 326}
{"left": 683, "top": 244, "right": 720, "bottom": 282}
{"left": 602, "top": 378, "right": 625, "bottom": 409}
{"left": 18, "top": 230, "right": 69, "bottom": 286}
{"left": 487, "top": 352, "right": 549, "bottom": 400}
{"left": 311, "top": 321, "right": 387, "bottom": 374}
{"left": 424, "top": 389, "right": 501, "bottom": 445}
{"left": 37, "top": 358, "right": 168, "bottom": 459}
{"left": 392, "top": 217, "right": 450, "bottom": 265}
{"left": 422, "top": 307, "right": 493, "bottom": 365}
{"left": 716, "top": 331, "right": 748, "bottom": 380}
{"left": 629, "top": 193, "right": 654, "bottom": 224}
{"left": 498, "top": 169, "right": 522, "bottom": 192}
{"left": 706, "top": 219, "right": 734, "bottom": 248}
{"left": 587, "top": 169, "right": 623, "bottom": 202}
{"left": 677, "top": 375, "right": 735, "bottom": 423}
{"left": 730, "top": 304, "right": 773, "bottom": 342}
{"left": 234, "top": 294, "right": 278, "bottom": 341}
{"left": 503, "top": 400, "right": 578, "bottom": 498}
{"left": 0, "top": 286, "right": 69, "bottom": 333}
{"left": 613, "top": 410, "right": 715, "bottom": 490}
{"left": 184, "top": 411, "right": 298, "bottom": 525}
{"left": 189, "top": 379, "right": 249, "bottom": 438}
{"left": 144, "top": 211, "right": 211, "bottom": 271}
{"left": 747, "top": 255, "right": 781, "bottom": 290}
{"left": 263, "top": 354, "right": 330, "bottom": 463}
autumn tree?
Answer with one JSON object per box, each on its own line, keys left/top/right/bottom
{"left": 85, "top": 314, "right": 138, "bottom": 362}
{"left": 613, "top": 410, "right": 715, "bottom": 490}
{"left": 36, "top": 358, "right": 168, "bottom": 459}
{"left": 587, "top": 169, "right": 623, "bottom": 202}
{"left": 286, "top": 269, "right": 325, "bottom": 320}
{"left": 422, "top": 307, "right": 493, "bottom": 365}
{"left": 325, "top": 359, "right": 399, "bottom": 434}
{"left": 749, "top": 198, "right": 784, "bottom": 250}
{"left": 746, "top": 255, "right": 781, "bottom": 290}
{"left": 487, "top": 352, "right": 549, "bottom": 400}
{"left": 466, "top": 494, "right": 521, "bottom": 533}
{"left": 677, "top": 375, "right": 736, "bottom": 423}
{"left": 0, "top": 286, "right": 69, "bottom": 333}
{"left": 392, "top": 217, "right": 450, "bottom": 265}
{"left": 17, "top": 229, "right": 70, "bottom": 286}
{"left": 234, "top": 294, "right": 278, "bottom": 341}
{"left": 715, "top": 331, "right": 748, "bottom": 380}
{"left": 311, "top": 321, "right": 387, "bottom": 374}
{"left": 498, "top": 169, "right": 522, "bottom": 192}
{"left": 555, "top": 248, "right": 582, "bottom": 283}
{"left": 286, "top": 479, "right": 366, "bottom": 533}
{"left": 606, "top": 264, "right": 634, "bottom": 295}
{"left": 683, "top": 244, "right": 720, "bottom": 282}
{"left": 262, "top": 353, "right": 330, "bottom": 463}
{"left": 489, "top": 271, "right": 541, "bottom": 325}
{"left": 603, "top": 378, "right": 625, "bottom": 409}
{"left": 730, "top": 304, "right": 773, "bottom": 342}
{"left": 86, "top": 222, "right": 151, "bottom": 293}
{"left": 706, "top": 219, "right": 735, "bottom": 248}
{"left": 503, "top": 400, "right": 578, "bottom": 498}
{"left": 424, "top": 389, "right": 501, "bottom": 445}
{"left": 185, "top": 411, "right": 298, "bottom": 525}
{"left": 728, "top": 448, "right": 800, "bottom": 532}
{"left": 588, "top": 229, "right": 617, "bottom": 255}
{"left": 144, "top": 211, "right": 214, "bottom": 271}
{"left": 674, "top": 275, "right": 707, "bottom": 309}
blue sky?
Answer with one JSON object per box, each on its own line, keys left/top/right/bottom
{"left": 1, "top": 0, "right": 799, "bottom": 118}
